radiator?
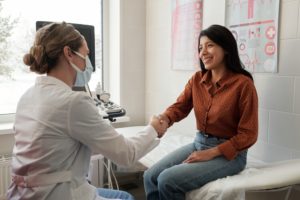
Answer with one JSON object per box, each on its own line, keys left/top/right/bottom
{"left": 0, "top": 156, "right": 12, "bottom": 200}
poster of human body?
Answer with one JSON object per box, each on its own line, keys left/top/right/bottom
{"left": 225, "top": 0, "right": 280, "bottom": 73}
{"left": 171, "top": 0, "right": 203, "bottom": 70}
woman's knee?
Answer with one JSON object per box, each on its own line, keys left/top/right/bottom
{"left": 143, "top": 165, "right": 162, "bottom": 182}
{"left": 157, "top": 168, "right": 178, "bottom": 190}
{"left": 143, "top": 168, "right": 155, "bottom": 184}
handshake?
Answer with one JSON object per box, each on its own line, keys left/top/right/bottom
{"left": 149, "top": 114, "right": 170, "bottom": 138}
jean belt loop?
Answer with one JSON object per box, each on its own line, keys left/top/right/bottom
{"left": 198, "top": 130, "right": 209, "bottom": 138}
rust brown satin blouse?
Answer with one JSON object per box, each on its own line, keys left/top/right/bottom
{"left": 163, "top": 70, "right": 258, "bottom": 160}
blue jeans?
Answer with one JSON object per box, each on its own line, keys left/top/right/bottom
{"left": 143, "top": 131, "right": 247, "bottom": 200}
{"left": 97, "top": 188, "right": 135, "bottom": 200}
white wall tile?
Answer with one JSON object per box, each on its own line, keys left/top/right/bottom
{"left": 254, "top": 75, "right": 294, "bottom": 112}
{"left": 280, "top": 0, "right": 299, "bottom": 39}
{"left": 294, "top": 78, "right": 300, "bottom": 114}
{"left": 146, "top": 0, "right": 171, "bottom": 30}
{"left": 298, "top": 0, "right": 300, "bottom": 37}
{"left": 249, "top": 141, "right": 293, "bottom": 162}
{"left": 258, "top": 109, "right": 269, "bottom": 142}
{"left": 291, "top": 150, "right": 300, "bottom": 159}
{"left": 269, "top": 111, "right": 300, "bottom": 150}
{"left": 146, "top": 29, "right": 171, "bottom": 72}
{"left": 145, "top": 91, "right": 174, "bottom": 114}
{"left": 278, "top": 39, "right": 300, "bottom": 76}
{"left": 282, "top": 0, "right": 299, "bottom": 2}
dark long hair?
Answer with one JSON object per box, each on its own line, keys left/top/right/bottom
{"left": 198, "top": 24, "right": 253, "bottom": 80}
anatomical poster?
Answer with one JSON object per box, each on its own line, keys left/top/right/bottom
{"left": 171, "top": 0, "right": 203, "bottom": 70}
{"left": 225, "top": 0, "right": 280, "bottom": 73}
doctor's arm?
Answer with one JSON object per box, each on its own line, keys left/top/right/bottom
{"left": 68, "top": 94, "right": 163, "bottom": 167}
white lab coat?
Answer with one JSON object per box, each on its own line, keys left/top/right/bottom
{"left": 7, "top": 76, "right": 159, "bottom": 200}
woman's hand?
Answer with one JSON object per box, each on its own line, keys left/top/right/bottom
{"left": 149, "top": 115, "right": 168, "bottom": 138}
{"left": 183, "top": 147, "right": 221, "bottom": 163}
{"left": 158, "top": 114, "right": 170, "bottom": 126}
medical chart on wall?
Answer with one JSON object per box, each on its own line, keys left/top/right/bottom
{"left": 171, "top": 0, "right": 203, "bottom": 70}
{"left": 225, "top": 0, "right": 280, "bottom": 73}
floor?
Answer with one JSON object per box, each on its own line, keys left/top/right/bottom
{"left": 109, "top": 171, "right": 147, "bottom": 200}
{"left": 122, "top": 178, "right": 146, "bottom": 200}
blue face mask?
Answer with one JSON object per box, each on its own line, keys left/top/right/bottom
{"left": 70, "top": 50, "right": 93, "bottom": 87}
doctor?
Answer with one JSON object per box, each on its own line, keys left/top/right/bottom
{"left": 7, "top": 22, "right": 167, "bottom": 200}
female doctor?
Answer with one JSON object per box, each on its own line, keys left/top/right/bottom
{"left": 7, "top": 22, "right": 166, "bottom": 200}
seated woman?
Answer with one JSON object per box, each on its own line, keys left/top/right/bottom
{"left": 144, "top": 24, "right": 259, "bottom": 200}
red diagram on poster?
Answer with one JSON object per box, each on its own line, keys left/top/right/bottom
{"left": 226, "top": 0, "right": 280, "bottom": 72}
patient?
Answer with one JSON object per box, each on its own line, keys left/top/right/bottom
{"left": 7, "top": 22, "right": 167, "bottom": 200}
{"left": 143, "top": 24, "right": 259, "bottom": 200}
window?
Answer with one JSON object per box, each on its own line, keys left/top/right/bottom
{"left": 0, "top": 0, "right": 103, "bottom": 117}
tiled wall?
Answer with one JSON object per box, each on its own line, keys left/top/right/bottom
{"left": 249, "top": 0, "right": 300, "bottom": 162}
{"left": 145, "top": 0, "right": 300, "bottom": 163}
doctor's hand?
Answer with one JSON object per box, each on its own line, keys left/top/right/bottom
{"left": 183, "top": 147, "right": 221, "bottom": 163}
{"left": 158, "top": 114, "right": 170, "bottom": 126}
{"left": 149, "top": 115, "right": 168, "bottom": 138}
